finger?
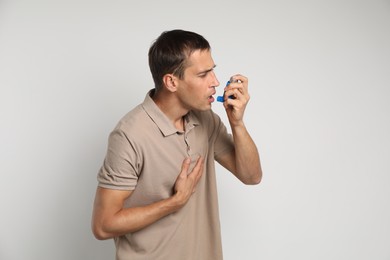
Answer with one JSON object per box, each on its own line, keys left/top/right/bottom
{"left": 225, "top": 98, "right": 243, "bottom": 109}
{"left": 224, "top": 88, "right": 244, "bottom": 102}
{"left": 180, "top": 158, "right": 191, "bottom": 176}
{"left": 229, "top": 75, "right": 248, "bottom": 93}
{"left": 190, "top": 156, "right": 203, "bottom": 175}
{"left": 225, "top": 95, "right": 249, "bottom": 111}
{"left": 230, "top": 74, "right": 248, "bottom": 84}
{"left": 225, "top": 82, "right": 246, "bottom": 98}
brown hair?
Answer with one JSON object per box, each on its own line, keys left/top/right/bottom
{"left": 148, "top": 29, "right": 211, "bottom": 90}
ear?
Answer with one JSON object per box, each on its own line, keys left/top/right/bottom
{"left": 162, "top": 74, "right": 178, "bottom": 93}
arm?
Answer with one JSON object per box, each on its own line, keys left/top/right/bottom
{"left": 92, "top": 157, "right": 204, "bottom": 240}
{"left": 217, "top": 74, "right": 262, "bottom": 184}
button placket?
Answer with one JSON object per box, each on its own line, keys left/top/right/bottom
{"left": 184, "top": 123, "right": 196, "bottom": 157}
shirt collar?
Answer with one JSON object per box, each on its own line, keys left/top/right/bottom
{"left": 141, "top": 90, "right": 200, "bottom": 137}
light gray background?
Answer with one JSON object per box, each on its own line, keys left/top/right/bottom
{"left": 1, "top": 0, "right": 389, "bottom": 259}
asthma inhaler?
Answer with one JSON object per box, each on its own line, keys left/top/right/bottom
{"left": 217, "top": 80, "right": 237, "bottom": 102}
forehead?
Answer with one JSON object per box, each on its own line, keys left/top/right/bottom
{"left": 185, "top": 50, "right": 215, "bottom": 72}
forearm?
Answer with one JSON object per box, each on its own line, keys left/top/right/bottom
{"left": 222, "top": 74, "right": 261, "bottom": 183}
{"left": 231, "top": 124, "right": 262, "bottom": 184}
{"left": 104, "top": 198, "right": 180, "bottom": 238}
{"left": 93, "top": 158, "right": 204, "bottom": 240}
{"left": 92, "top": 189, "right": 185, "bottom": 240}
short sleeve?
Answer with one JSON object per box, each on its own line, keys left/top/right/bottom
{"left": 97, "top": 128, "right": 140, "bottom": 190}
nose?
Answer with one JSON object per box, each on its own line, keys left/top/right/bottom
{"left": 211, "top": 71, "right": 220, "bottom": 87}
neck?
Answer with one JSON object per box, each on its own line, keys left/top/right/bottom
{"left": 151, "top": 89, "right": 188, "bottom": 131}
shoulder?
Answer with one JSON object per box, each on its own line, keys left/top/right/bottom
{"left": 114, "top": 104, "right": 151, "bottom": 134}
{"left": 105, "top": 104, "right": 155, "bottom": 150}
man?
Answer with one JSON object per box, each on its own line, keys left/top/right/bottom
{"left": 92, "top": 29, "right": 262, "bottom": 260}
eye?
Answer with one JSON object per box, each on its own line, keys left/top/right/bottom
{"left": 199, "top": 71, "right": 211, "bottom": 78}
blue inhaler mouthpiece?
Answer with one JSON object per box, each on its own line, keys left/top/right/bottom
{"left": 217, "top": 96, "right": 225, "bottom": 102}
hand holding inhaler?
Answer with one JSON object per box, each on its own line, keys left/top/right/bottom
{"left": 217, "top": 75, "right": 250, "bottom": 126}
{"left": 217, "top": 78, "right": 242, "bottom": 102}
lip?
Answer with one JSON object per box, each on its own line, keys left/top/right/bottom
{"left": 208, "top": 92, "right": 216, "bottom": 103}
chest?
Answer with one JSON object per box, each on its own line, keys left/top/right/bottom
{"left": 125, "top": 126, "right": 209, "bottom": 207}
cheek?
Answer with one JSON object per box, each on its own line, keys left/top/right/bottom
{"left": 181, "top": 78, "right": 207, "bottom": 99}
{"left": 186, "top": 82, "right": 202, "bottom": 95}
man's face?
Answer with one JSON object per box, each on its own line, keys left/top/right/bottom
{"left": 176, "top": 50, "right": 220, "bottom": 111}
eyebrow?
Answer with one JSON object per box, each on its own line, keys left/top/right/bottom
{"left": 197, "top": 64, "right": 217, "bottom": 76}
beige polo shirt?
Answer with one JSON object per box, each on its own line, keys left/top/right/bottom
{"left": 98, "top": 90, "right": 234, "bottom": 260}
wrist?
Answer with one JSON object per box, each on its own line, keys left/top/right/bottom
{"left": 168, "top": 193, "right": 186, "bottom": 211}
{"left": 230, "top": 121, "right": 246, "bottom": 130}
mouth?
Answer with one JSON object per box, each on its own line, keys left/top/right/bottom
{"left": 208, "top": 93, "right": 216, "bottom": 103}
